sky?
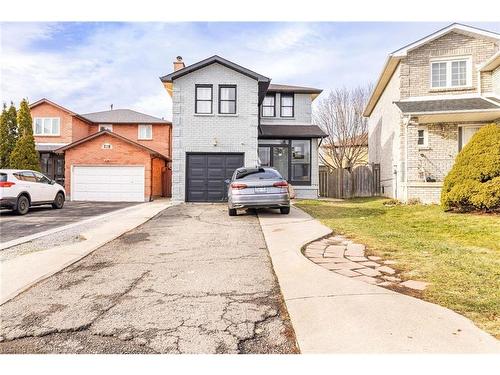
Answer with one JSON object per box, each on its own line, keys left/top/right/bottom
{"left": 1, "top": 22, "right": 500, "bottom": 120}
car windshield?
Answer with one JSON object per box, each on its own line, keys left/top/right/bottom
{"left": 0, "top": 173, "right": 6, "bottom": 182}
{"left": 235, "top": 169, "right": 282, "bottom": 181}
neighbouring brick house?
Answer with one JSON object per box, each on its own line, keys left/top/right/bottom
{"left": 364, "top": 23, "right": 500, "bottom": 203}
{"left": 30, "top": 98, "right": 172, "bottom": 202}
{"left": 160, "top": 55, "right": 326, "bottom": 202}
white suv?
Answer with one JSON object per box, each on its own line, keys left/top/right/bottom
{"left": 0, "top": 169, "right": 66, "bottom": 215}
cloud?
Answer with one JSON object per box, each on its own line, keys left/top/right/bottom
{"left": 2, "top": 22, "right": 500, "bottom": 120}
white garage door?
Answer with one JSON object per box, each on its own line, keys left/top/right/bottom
{"left": 72, "top": 166, "right": 145, "bottom": 202}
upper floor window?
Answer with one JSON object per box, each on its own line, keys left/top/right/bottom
{"left": 219, "top": 85, "right": 237, "bottom": 114}
{"left": 280, "top": 93, "right": 294, "bottom": 117}
{"left": 34, "top": 117, "right": 60, "bottom": 136}
{"left": 431, "top": 58, "right": 471, "bottom": 89}
{"left": 262, "top": 93, "right": 276, "bottom": 117}
{"left": 99, "top": 124, "right": 113, "bottom": 132}
{"left": 195, "top": 84, "right": 213, "bottom": 114}
{"left": 138, "top": 124, "right": 153, "bottom": 140}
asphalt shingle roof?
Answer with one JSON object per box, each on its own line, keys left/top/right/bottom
{"left": 80, "top": 109, "right": 170, "bottom": 124}
{"left": 394, "top": 98, "right": 500, "bottom": 113}
{"left": 267, "top": 84, "right": 322, "bottom": 94}
{"left": 259, "top": 125, "right": 327, "bottom": 138}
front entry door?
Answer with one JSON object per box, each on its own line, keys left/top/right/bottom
{"left": 272, "top": 146, "right": 289, "bottom": 180}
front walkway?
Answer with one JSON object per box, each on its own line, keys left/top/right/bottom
{"left": 258, "top": 206, "right": 500, "bottom": 353}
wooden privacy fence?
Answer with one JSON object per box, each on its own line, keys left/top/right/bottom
{"left": 319, "top": 164, "right": 380, "bottom": 199}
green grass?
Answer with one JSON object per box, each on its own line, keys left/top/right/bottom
{"left": 295, "top": 198, "right": 500, "bottom": 338}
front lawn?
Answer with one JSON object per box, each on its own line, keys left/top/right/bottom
{"left": 295, "top": 198, "right": 500, "bottom": 338}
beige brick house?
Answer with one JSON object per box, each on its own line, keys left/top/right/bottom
{"left": 364, "top": 23, "right": 500, "bottom": 203}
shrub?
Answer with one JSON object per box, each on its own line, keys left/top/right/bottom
{"left": 441, "top": 124, "right": 500, "bottom": 211}
{"left": 407, "top": 198, "right": 421, "bottom": 205}
{"left": 383, "top": 198, "right": 401, "bottom": 206}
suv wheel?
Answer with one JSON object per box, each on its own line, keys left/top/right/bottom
{"left": 15, "top": 195, "right": 30, "bottom": 215}
{"left": 280, "top": 207, "right": 290, "bottom": 215}
{"left": 52, "top": 192, "right": 65, "bottom": 209}
{"left": 228, "top": 208, "right": 237, "bottom": 216}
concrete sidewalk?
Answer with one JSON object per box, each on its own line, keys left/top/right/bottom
{"left": 258, "top": 207, "right": 500, "bottom": 353}
{"left": 0, "top": 199, "right": 176, "bottom": 305}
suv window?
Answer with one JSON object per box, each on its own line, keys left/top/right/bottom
{"left": 0, "top": 173, "right": 7, "bottom": 182}
{"left": 18, "top": 171, "right": 37, "bottom": 182}
{"left": 34, "top": 172, "right": 51, "bottom": 184}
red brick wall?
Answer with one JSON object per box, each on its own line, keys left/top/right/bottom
{"left": 64, "top": 133, "right": 157, "bottom": 201}
{"left": 31, "top": 102, "right": 90, "bottom": 143}
{"left": 88, "top": 123, "right": 171, "bottom": 156}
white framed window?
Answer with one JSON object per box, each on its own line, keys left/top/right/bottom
{"left": 430, "top": 57, "right": 472, "bottom": 89}
{"left": 417, "top": 127, "right": 429, "bottom": 148}
{"left": 102, "top": 143, "right": 112, "bottom": 149}
{"left": 99, "top": 124, "right": 113, "bottom": 132}
{"left": 33, "top": 117, "right": 60, "bottom": 136}
{"left": 138, "top": 124, "right": 153, "bottom": 140}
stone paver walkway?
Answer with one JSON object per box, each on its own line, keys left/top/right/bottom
{"left": 303, "top": 235, "right": 429, "bottom": 291}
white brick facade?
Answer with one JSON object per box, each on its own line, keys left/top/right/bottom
{"left": 170, "top": 61, "right": 321, "bottom": 201}
{"left": 171, "top": 63, "right": 259, "bottom": 201}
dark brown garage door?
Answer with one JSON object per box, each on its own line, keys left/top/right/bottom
{"left": 186, "top": 153, "right": 244, "bottom": 202}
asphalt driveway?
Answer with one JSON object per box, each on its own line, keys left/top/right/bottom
{"left": 0, "top": 204, "right": 297, "bottom": 354}
{"left": 0, "top": 201, "right": 139, "bottom": 242}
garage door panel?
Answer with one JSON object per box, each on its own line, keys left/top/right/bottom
{"left": 186, "top": 153, "right": 244, "bottom": 202}
{"left": 72, "top": 166, "right": 145, "bottom": 202}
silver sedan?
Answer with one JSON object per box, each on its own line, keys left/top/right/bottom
{"left": 226, "top": 167, "right": 290, "bottom": 216}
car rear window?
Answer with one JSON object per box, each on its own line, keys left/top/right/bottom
{"left": 0, "top": 173, "right": 7, "bottom": 182}
{"left": 236, "top": 170, "right": 282, "bottom": 181}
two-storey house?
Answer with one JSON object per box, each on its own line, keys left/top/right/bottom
{"left": 364, "top": 23, "right": 500, "bottom": 203}
{"left": 30, "top": 98, "right": 172, "bottom": 202}
{"left": 160, "top": 55, "right": 326, "bottom": 202}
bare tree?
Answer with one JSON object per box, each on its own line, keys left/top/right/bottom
{"left": 315, "top": 85, "right": 371, "bottom": 172}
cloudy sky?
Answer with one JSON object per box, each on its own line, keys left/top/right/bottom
{"left": 1, "top": 22, "right": 499, "bottom": 120}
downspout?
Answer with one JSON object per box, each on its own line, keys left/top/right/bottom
{"left": 149, "top": 157, "right": 154, "bottom": 202}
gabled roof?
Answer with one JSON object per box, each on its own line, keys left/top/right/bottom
{"left": 160, "top": 55, "right": 271, "bottom": 104}
{"left": 29, "top": 98, "right": 93, "bottom": 124}
{"left": 363, "top": 23, "right": 500, "bottom": 117}
{"left": 160, "top": 55, "right": 270, "bottom": 83}
{"left": 55, "top": 130, "right": 170, "bottom": 160}
{"left": 80, "top": 109, "right": 170, "bottom": 124}
{"left": 391, "top": 23, "right": 500, "bottom": 57}
{"left": 267, "top": 83, "right": 322, "bottom": 94}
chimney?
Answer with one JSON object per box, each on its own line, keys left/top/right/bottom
{"left": 173, "top": 56, "right": 185, "bottom": 72}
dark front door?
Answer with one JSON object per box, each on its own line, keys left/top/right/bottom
{"left": 39, "top": 152, "right": 65, "bottom": 185}
{"left": 186, "top": 153, "right": 244, "bottom": 202}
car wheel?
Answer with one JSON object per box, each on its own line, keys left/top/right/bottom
{"left": 15, "top": 195, "right": 30, "bottom": 215}
{"left": 228, "top": 208, "right": 237, "bottom": 216}
{"left": 52, "top": 192, "right": 65, "bottom": 209}
{"left": 280, "top": 207, "right": 290, "bottom": 215}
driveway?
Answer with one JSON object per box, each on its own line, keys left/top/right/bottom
{"left": 0, "top": 204, "right": 297, "bottom": 354}
{"left": 0, "top": 202, "right": 139, "bottom": 242}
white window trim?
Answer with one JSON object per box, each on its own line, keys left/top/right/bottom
{"left": 102, "top": 143, "right": 113, "bottom": 149}
{"left": 430, "top": 56, "right": 473, "bottom": 89}
{"left": 138, "top": 124, "right": 153, "bottom": 140}
{"left": 98, "top": 124, "right": 113, "bottom": 132}
{"left": 33, "top": 117, "right": 61, "bottom": 136}
{"left": 417, "top": 126, "right": 429, "bottom": 148}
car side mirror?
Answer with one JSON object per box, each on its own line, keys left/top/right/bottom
{"left": 50, "top": 180, "right": 56, "bottom": 185}
{"left": 224, "top": 179, "right": 231, "bottom": 184}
